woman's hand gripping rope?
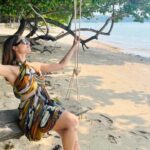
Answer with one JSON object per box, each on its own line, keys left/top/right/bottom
{"left": 73, "top": 36, "right": 81, "bottom": 77}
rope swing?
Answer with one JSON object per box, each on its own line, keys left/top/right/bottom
{"left": 65, "top": 0, "right": 82, "bottom": 102}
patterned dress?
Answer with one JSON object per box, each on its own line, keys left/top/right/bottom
{"left": 13, "top": 61, "right": 65, "bottom": 141}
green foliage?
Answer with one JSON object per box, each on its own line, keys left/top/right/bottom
{"left": 0, "top": 0, "right": 150, "bottom": 23}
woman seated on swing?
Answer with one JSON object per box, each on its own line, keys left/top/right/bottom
{"left": 0, "top": 34, "right": 80, "bottom": 150}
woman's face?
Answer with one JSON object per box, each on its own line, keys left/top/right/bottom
{"left": 13, "top": 38, "right": 31, "bottom": 55}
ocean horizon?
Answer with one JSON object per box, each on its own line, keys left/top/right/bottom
{"left": 72, "top": 22, "right": 150, "bottom": 58}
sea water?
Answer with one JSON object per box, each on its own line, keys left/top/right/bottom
{"left": 72, "top": 22, "right": 150, "bottom": 58}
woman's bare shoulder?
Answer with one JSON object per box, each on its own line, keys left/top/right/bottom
{"left": 26, "top": 61, "right": 42, "bottom": 72}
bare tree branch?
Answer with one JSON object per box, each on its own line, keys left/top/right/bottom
{"left": 25, "top": 4, "right": 116, "bottom": 51}
{"left": 82, "top": 5, "right": 115, "bottom": 46}
{"left": 28, "top": 3, "right": 49, "bottom": 36}
{"left": 14, "top": 18, "right": 26, "bottom": 36}
{"left": 68, "top": 13, "right": 74, "bottom": 29}
{"left": 27, "top": 14, "right": 114, "bottom": 50}
{"left": 26, "top": 17, "right": 38, "bottom": 38}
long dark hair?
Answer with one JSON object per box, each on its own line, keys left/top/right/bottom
{"left": 2, "top": 34, "right": 20, "bottom": 65}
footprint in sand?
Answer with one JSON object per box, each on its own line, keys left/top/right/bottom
{"left": 130, "top": 130, "right": 150, "bottom": 140}
{"left": 90, "top": 114, "right": 113, "bottom": 129}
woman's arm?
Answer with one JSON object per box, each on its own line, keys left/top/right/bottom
{"left": 30, "top": 38, "right": 79, "bottom": 74}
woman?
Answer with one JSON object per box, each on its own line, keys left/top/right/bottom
{"left": 0, "top": 34, "right": 80, "bottom": 150}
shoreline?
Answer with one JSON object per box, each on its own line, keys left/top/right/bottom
{"left": 80, "top": 22, "right": 150, "bottom": 59}
{"left": 1, "top": 24, "right": 150, "bottom": 60}
{"left": 0, "top": 26, "right": 150, "bottom": 150}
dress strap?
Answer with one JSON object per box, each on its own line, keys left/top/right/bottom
{"left": 13, "top": 60, "right": 27, "bottom": 67}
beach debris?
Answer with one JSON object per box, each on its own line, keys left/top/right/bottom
{"left": 46, "top": 86, "right": 55, "bottom": 91}
{"left": 99, "top": 114, "right": 113, "bottom": 124}
{"left": 54, "top": 83, "right": 61, "bottom": 87}
{"left": 50, "top": 92, "right": 54, "bottom": 95}
{"left": 42, "top": 46, "right": 53, "bottom": 53}
{"left": 107, "top": 134, "right": 117, "bottom": 144}
{"left": 54, "top": 135, "right": 60, "bottom": 139}
{"left": 4, "top": 141, "right": 14, "bottom": 150}
{"left": 75, "top": 107, "right": 91, "bottom": 117}
{"left": 45, "top": 80, "right": 52, "bottom": 86}
{"left": 32, "top": 44, "right": 61, "bottom": 54}
{"left": 52, "top": 144, "right": 62, "bottom": 150}
{"left": 65, "top": 79, "right": 69, "bottom": 82}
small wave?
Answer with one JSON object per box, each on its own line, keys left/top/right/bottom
{"left": 123, "top": 49, "right": 150, "bottom": 58}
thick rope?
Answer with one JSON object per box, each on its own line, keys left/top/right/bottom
{"left": 65, "top": 0, "right": 82, "bottom": 101}
{"left": 74, "top": 0, "right": 79, "bottom": 101}
{"left": 76, "top": 0, "right": 82, "bottom": 101}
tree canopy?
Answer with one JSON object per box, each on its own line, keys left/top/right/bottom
{"left": 0, "top": 0, "right": 150, "bottom": 22}
{"left": 0, "top": 0, "right": 150, "bottom": 49}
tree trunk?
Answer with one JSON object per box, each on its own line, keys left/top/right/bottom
{"left": 14, "top": 18, "right": 26, "bottom": 36}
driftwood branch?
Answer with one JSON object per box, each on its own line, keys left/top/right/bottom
{"left": 28, "top": 15, "right": 114, "bottom": 50}
{"left": 26, "top": 17, "right": 38, "bottom": 38}
{"left": 28, "top": 3, "right": 49, "bottom": 36}
{"left": 24, "top": 4, "right": 116, "bottom": 50}
{"left": 14, "top": 18, "right": 26, "bottom": 36}
{"left": 81, "top": 5, "right": 115, "bottom": 46}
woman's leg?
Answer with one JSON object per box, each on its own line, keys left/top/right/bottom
{"left": 52, "top": 111, "right": 80, "bottom": 150}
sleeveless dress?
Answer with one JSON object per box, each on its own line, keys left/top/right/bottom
{"left": 13, "top": 61, "right": 65, "bottom": 141}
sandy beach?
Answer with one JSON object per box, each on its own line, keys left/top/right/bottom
{"left": 0, "top": 24, "right": 150, "bottom": 150}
